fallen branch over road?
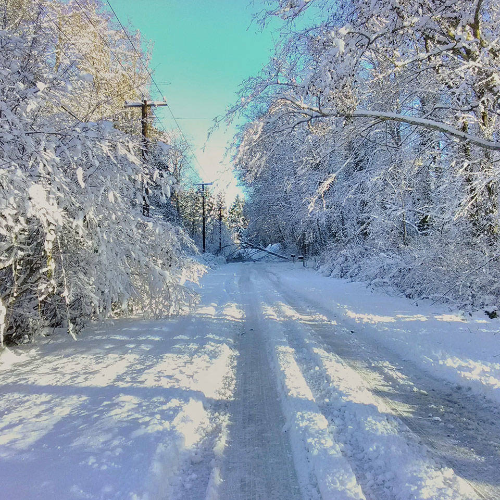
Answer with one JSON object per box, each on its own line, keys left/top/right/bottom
{"left": 240, "top": 241, "right": 290, "bottom": 260}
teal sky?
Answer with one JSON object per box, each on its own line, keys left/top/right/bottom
{"left": 106, "top": 0, "right": 282, "bottom": 200}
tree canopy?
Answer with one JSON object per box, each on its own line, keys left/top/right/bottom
{"left": 0, "top": 0, "right": 203, "bottom": 346}
{"left": 231, "top": 0, "right": 500, "bottom": 308}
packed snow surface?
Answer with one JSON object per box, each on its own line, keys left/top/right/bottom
{"left": 0, "top": 262, "right": 499, "bottom": 499}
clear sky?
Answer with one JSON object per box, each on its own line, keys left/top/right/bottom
{"left": 105, "top": 0, "right": 282, "bottom": 202}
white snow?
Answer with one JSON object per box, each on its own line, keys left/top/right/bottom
{"left": 264, "top": 299, "right": 477, "bottom": 499}
{"left": 261, "top": 303, "right": 366, "bottom": 500}
{"left": 275, "top": 263, "right": 500, "bottom": 405}
{"left": 350, "top": 110, "right": 500, "bottom": 151}
{"left": 0, "top": 262, "right": 497, "bottom": 499}
{"left": 0, "top": 269, "right": 238, "bottom": 500}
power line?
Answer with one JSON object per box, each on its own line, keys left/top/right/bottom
{"left": 72, "top": 0, "right": 146, "bottom": 96}
{"left": 106, "top": 0, "right": 207, "bottom": 178}
{"left": 170, "top": 117, "right": 212, "bottom": 120}
{"left": 58, "top": 1, "right": 162, "bottom": 133}
{"left": 105, "top": 0, "right": 209, "bottom": 180}
{"left": 149, "top": 108, "right": 200, "bottom": 180}
{"left": 52, "top": 3, "right": 192, "bottom": 178}
{"left": 49, "top": 12, "right": 145, "bottom": 99}
{"left": 0, "top": 9, "right": 200, "bottom": 188}
{"left": 195, "top": 182, "right": 213, "bottom": 252}
{"left": 166, "top": 103, "right": 209, "bottom": 178}
{"left": 48, "top": 16, "right": 147, "bottom": 120}
{"left": 49, "top": 2, "right": 206, "bottom": 186}
{"left": 105, "top": 0, "right": 163, "bottom": 98}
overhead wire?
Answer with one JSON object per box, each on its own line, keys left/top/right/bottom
{"left": 68, "top": 1, "right": 202, "bottom": 184}
{"left": 49, "top": 5, "right": 187, "bottom": 173}
{"left": 49, "top": 8, "right": 145, "bottom": 97}
{"left": 72, "top": 0, "right": 147, "bottom": 96}
{"left": 47, "top": 4, "right": 164, "bottom": 143}
{"left": 149, "top": 111, "right": 199, "bottom": 181}
{"left": 165, "top": 103, "right": 209, "bottom": 179}
{"left": 13, "top": 17, "right": 171, "bottom": 167}
{"left": 1, "top": 7, "right": 205, "bottom": 186}
{"left": 45, "top": 1, "right": 208, "bottom": 186}
{"left": 151, "top": 108, "right": 202, "bottom": 181}
{"left": 105, "top": 0, "right": 210, "bottom": 181}
{"left": 47, "top": 15, "right": 147, "bottom": 121}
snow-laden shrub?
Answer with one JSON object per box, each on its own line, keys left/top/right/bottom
{"left": 0, "top": 26, "right": 203, "bottom": 345}
{"left": 318, "top": 237, "right": 500, "bottom": 311}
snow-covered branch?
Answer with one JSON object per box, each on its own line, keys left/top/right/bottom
{"left": 233, "top": 0, "right": 500, "bottom": 309}
{"left": 350, "top": 110, "right": 500, "bottom": 151}
{"left": 0, "top": 0, "right": 203, "bottom": 344}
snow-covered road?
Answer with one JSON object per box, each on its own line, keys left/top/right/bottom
{"left": 1, "top": 262, "right": 499, "bottom": 499}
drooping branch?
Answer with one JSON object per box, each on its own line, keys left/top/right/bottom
{"left": 273, "top": 98, "right": 500, "bottom": 151}
{"left": 350, "top": 110, "right": 500, "bottom": 151}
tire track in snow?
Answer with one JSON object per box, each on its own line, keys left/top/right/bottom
{"left": 216, "top": 266, "right": 302, "bottom": 500}
{"left": 264, "top": 266, "right": 500, "bottom": 500}
{"left": 253, "top": 269, "right": 366, "bottom": 500}
{"left": 261, "top": 267, "right": 498, "bottom": 500}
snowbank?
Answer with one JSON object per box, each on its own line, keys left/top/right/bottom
{"left": 273, "top": 263, "right": 500, "bottom": 404}
{"left": 0, "top": 346, "right": 28, "bottom": 370}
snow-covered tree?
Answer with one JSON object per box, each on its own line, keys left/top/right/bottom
{"left": 226, "top": 195, "right": 247, "bottom": 240}
{"left": 229, "top": 0, "right": 500, "bottom": 308}
{"left": 0, "top": 0, "right": 203, "bottom": 346}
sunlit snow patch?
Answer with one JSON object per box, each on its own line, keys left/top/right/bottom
{"left": 261, "top": 304, "right": 366, "bottom": 500}
{"left": 346, "top": 310, "right": 396, "bottom": 323}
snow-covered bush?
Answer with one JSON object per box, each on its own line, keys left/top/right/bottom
{"left": 0, "top": 3, "right": 203, "bottom": 345}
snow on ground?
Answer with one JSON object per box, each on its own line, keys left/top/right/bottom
{"left": 258, "top": 281, "right": 477, "bottom": 500}
{"left": 0, "top": 270, "right": 239, "bottom": 500}
{"left": 273, "top": 263, "right": 500, "bottom": 405}
{"left": 0, "top": 262, "right": 498, "bottom": 499}
{"left": 253, "top": 268, "right": 480, "bottom": 500}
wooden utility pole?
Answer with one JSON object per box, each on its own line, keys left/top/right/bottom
{"left": 217, "top": 199, "right": 224, "bottom": 254}
{"left": 219, "top": 205, "right": 223, "bottom": 254}
{"left": 125, "top": 99, "right": 168, "bottom": 216}
{"left": 195, "top": 182, "right": 213, "bottom": 252}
